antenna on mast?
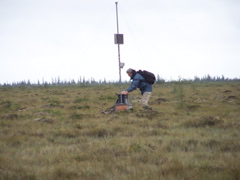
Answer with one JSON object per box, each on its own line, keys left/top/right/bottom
{"left": 114, "top": 1, "right": 124, "bottom": 93}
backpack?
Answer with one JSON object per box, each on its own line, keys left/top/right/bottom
{"left": 137, "top": 70, "right": 156, "bottom": 84}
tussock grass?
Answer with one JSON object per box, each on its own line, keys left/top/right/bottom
{"left": 182, "top": 115, "right": 223, "bottom": 128}
{"left": 0, "top": 82, "right": 240, "bottom": 179}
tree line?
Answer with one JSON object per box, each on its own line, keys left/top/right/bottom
{"left": 0, "top": 74, "right": 239, "bottom": 87}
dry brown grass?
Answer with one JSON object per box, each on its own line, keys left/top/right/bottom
{"left": 0, "top": 82, "right": 240, "bottom": 179}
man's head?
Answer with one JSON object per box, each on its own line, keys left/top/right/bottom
{"left": 126, "top": 68, "right": 135, "bottom": 77}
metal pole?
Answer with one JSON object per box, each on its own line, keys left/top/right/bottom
{"left": 115, "top": 2, "right": 119, "bottom": 34}
{"left": 115, "top": 2, "right": 122, "bottom": 93}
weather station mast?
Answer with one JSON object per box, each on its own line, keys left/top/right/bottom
{"left": 114, "top": 1, "right": 124, "bottom": 93}
{"left": 113, "top": 2, "right": 132, "bottom": 112}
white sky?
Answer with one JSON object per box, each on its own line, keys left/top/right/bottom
{"left": 0, "top": 0, "right": 240, "bottom": 84}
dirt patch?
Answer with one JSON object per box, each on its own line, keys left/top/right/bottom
{"left": 153, "top": 98, "right": 167, "bottom": 105}
{"left": 223, "top": 90, "right": 232, "bottom": 93}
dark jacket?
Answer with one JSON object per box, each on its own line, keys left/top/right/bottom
{"left": 126, "top": 72, "right": 152, "bottom": 95}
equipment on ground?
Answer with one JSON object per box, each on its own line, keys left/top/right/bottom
{"left": 101, "top": 93, "right": 132, "bottom": 114}
{"left": 115, "top": 94, "right": 132, "bottom": 111}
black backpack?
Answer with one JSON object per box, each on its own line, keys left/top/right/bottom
{"left": 137, "top": 70, "right": 156, "bottom": 84}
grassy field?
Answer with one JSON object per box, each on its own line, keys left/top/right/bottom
{"left": 0, "top": 82, "right": 240, "bottom": 180}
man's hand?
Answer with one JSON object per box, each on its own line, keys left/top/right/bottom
{"left": 121, "top": 91, "right": 129, "bottom": 95}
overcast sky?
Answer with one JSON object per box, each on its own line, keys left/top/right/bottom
{"left": 1, "top": 0, "right": 240, "bottom": 84}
